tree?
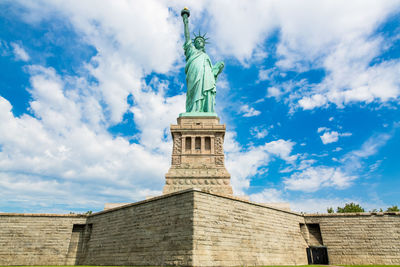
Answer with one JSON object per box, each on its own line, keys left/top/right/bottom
{"left": 336, "top": 202, "right": 365, "bottom": 213}
{"left": 370, "top": 208, "right": 383, "bottom": 212}
{"left": 386, "top": 205, "right": 399, "bottom": 212}
{"left": 327, "top": 207, "right": 334, "bottom": 213}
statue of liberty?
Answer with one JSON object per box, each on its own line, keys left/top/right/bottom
{"left": 180, "top": 8, "right": 224, "bottom": 115}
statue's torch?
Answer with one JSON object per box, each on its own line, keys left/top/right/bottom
{"left": 181, "top": 7, "right": 190, "bottom": 19}
{"left": 181, "top": 7, "right": 191, "bottom": 41}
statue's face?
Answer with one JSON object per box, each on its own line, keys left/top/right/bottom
{"left": 194, "top": 38, "right": 205, "bottom": 49}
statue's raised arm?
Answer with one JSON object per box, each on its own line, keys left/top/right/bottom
{"left": 180, "top": 8, "right": 224, "bottom": 116}
{"left": 181, "top": 8, "right": 191, "bottom": 44}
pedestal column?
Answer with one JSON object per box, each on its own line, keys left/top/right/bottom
{"left": 163, "top": 116, "right": 233, "bottom": 196}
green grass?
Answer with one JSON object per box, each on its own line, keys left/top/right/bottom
{"left": 2, "top": 266, "right": 400, "bottom": 267}
{"left": 339, "top": 266, "right": 400, "bottom": 267}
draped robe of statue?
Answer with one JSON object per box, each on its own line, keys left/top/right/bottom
{"left": 184, "top": 40, "right": 216, "bottom": 113}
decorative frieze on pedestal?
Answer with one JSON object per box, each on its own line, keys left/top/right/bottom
{"left": 163, "top": 116, "right": 233, "bottom": 196}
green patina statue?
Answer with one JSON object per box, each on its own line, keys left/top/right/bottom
{"left": 180, "top": 8, "right": 224, "bottom": 117}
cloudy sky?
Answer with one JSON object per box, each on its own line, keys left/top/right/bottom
{"left": 1, "top": 0, "right": 399, "bottom": 213}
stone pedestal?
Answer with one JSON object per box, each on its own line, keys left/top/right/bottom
{"left": 163, "top": 116, "right": 233, "bottom": 195}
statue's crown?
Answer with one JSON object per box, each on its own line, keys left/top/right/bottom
{"left": 193, "top": 30, "right": 210, "bottom": 44}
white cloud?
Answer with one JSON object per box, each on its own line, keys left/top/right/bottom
{"left": 199, "top": 0, "right": 277, "bottom": 64}
{"left": 207, "top": 0, "right": 400, "bottom": 110}
{"left": 225, "top": 136, "right": 270, "bottom": 195}
{"left": 340, "top": 133, "right": 391, "bottom": 172}
{"left": 318, "top": 127, "right": 352, "bottom": 144}
{"left": 298, "top": 94, "right": 327, "bottom": 110}
{"left": 341, "top": 132, "right": 352, "bottom": 137}
{"left": 11, "top": 42, "right": 30, "bottom": 61}
{"left": 348, "top": 133, "right": 391, "bottom": 158}
{"left": 258, "top": 68, "right": 282, "bottom": 83}
{"left": 320, "top": 131, "right": 339, "bottom": 144}
{"left": 284, "top": 166, "right": 356, "bottom": 192}
{"left": 290, "top": 197, "right": 356, "bottom": 214}
{"left": 317, "top": 127, "right": 330, "bottom": 133}
{"left": 16, "top": 0, "right": 182, "bottom": 124}
{"left": 300, "top": 55, "right": 400, "bottom": 110}
{"left": 129, "top": 78, "right": 185, "bottom": 153}
{"left": 239, "top": 104, "right": 261, "bottom": 117}
{"left": 258, "top": 69, "right": 273, "bottom": 81}
{"left": 267, "top": 86, "right": 283, "bottom": 98}
{"left": 0, "top": 64, "right": 181, "bottom": 211}
{"left": 250, "top": 188, "right": 285, "bottom": 203}
{"left": 250, "top": 126, "right": 268, "bottom": 139}
{"left": 264, "top": 139, "right": 297, "bottom": 162}
{"left": 225, "top": 134, "right": 296, "bottom": 195}
{"left": 285, "top": 132, "right": 391, "bottom": 193}
{"left": 297, "top": 159, "right": 316, "bottom": 170}
{"left": 294, "top": 22, "right": 400, "bottom": 110}
{"left": 0, "top": 171, "right": 161, "bottom": 213}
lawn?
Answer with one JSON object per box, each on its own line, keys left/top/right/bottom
{"left": 1, "top": 265, "right": 400, "bottom": 267}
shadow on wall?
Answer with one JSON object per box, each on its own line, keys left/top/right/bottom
{"left": 65, "top": 223, "right": 92, "bottom": 265}
{"left": 300, "top": 223, "right": 329, "bottom": 265}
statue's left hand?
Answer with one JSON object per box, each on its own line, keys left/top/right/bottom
{"left": 218, "top": 62, "right": 224, "bottom": 72}
{"left": 213, "top": 61, "right": 225, "bottom": 77}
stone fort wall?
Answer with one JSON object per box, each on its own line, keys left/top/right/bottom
{"left": 0, "top": 213, "right": 86, "bottom": 265}
{"left": 305, "top": 212, "right": 400, "bottom": 265}
{"left": 191, "top": 191, "right": 309, "bottom": 266}
{"left": 80, "top": 190, "right": 194, "bottom": 266}
{"left": 0, "top": 189, "right": 399, "bottom": 266}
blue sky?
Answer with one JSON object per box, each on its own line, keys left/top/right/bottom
{"left": 0, "top": 0, "right": 399, "bottom": 213}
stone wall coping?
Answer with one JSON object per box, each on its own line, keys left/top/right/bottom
{"left": 88, "top": 188, "right": 198, "bottom": 217}
{"left": 171, "top": 128, "right": 226, "bottom": 132}
{"left": 304, "top": 211, "right": 400, "bottom": 217}
{"left": 88, "top": 188, "right": 304, "bottom": 217}
{"left": 7, "top": 190, "right": 397, "bottom": 218}
{"left": 194, "top": 189, "right": 304, "bottom": 216}
{"left": 0, "top": 212, "right": 87, "bottom": 217}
